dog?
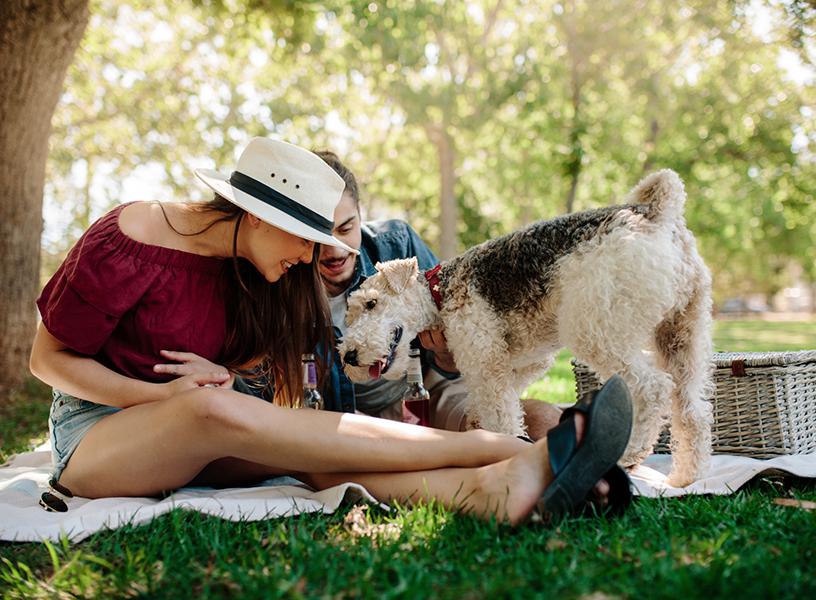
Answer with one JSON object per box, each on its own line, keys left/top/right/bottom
{"left": 339, "top": 169, "right": 714, "bottom": 486}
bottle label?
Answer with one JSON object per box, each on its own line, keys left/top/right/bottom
{"left": 406, "top": 356, "right": 422, "bottom": 383}
{"left": 303, "top": 363, "right": 317, "bottom": 386}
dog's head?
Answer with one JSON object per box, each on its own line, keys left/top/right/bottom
{"left": 338, "top": 257, "right": 426, "bottom": 382}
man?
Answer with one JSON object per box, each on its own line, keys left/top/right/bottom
{"left": 315, "top": 151, "right": 562, "bottom": 439}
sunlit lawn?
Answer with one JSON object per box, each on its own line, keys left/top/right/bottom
{"left": 1, "top": 319, "right": 815, "bottom": 599}
{"left": 712, "top": 318, "right": 816, "bottom": 353}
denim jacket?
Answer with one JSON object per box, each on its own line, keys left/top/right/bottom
{"left": 322, "top": 219, "right": 455, "bottom": 413}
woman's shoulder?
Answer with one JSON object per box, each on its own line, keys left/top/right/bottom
{"left": 117, "top": 201, "right": 183, "bottom": 248}
{"left": 116, "top": 201, "right": 158, "bottom": 245}
{"left": 77, "top": 201, "right": 223, "bottom": 274}
{"left": 74, "top": 201, "right": 140, "bottom": 246}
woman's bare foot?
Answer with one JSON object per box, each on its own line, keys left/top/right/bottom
{"left": 474, "top": 412, "right": 609, "bottom": 525}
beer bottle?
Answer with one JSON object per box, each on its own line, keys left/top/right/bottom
{"left": 302, "top": 354, "right": 323, "bottom": 410}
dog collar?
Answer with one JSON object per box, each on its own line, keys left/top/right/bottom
{"left": 425, "top": 264, "right": 443, "bottom": 310}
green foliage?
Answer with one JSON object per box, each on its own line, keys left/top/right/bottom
{"left": 760, "top": 0, "right": 816, "bottom": 64}
{"left": 45, "top": 0, "right": 338, "bottom": 252}
{"left": 44, "top": 0, "right": 816, "bottom": 299}
{"left": 190, "top": 0, "right": 320, "bottom": 49}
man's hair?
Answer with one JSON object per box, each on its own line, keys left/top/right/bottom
{"left": 312, "top": 150, "right": 359, "bottom": 207}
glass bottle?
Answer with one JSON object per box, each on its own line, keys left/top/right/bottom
{"left": 302, "top": 354, "right": 323, "bottom": 410}
{"left": 401, "top": 347, "right": 430, "bottom": 426}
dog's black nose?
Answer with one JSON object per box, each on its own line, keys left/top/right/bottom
{"left": 344, "top": 350, "right": 358, "bottom": 366}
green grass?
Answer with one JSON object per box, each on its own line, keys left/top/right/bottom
{"left": 1, "top": 482, "right": 814, "bottom": 599}
{"left": 711, "top": 319, "right": 816, "bottom": 353}
{"left": 0, "top": 377, "right": 52, "bottom": 465}
{"left": 2, "top": 319, "right": 816, "bottom": 599}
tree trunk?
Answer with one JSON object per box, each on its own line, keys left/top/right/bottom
{"left": 564, "top": 0, "right": 583, "bottom": 215}
{"left": 0, "top": 0, "right": 89, "bottom": 398}
{"left": 426, "top": 126, "right": 458, "bottom": 260}
{"left": 565, "top": 171, "right": 579, "bottom": 215}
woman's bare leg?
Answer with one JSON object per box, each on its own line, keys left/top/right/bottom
{"left": 303, "top": 413, "right": 605, "bottom": 525}
{"left": 59, "top": 387, "right": 530, "bottom": 498}
{"left": 303, "top": 453, "right": 549, "bottom": 525}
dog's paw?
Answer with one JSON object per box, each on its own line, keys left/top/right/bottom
{"left": 619, "top": 447, "right": 652, "bottom": 470}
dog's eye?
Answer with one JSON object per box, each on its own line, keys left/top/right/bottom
{"left": 365, "top": 299, "right": 377, "bottom": 310}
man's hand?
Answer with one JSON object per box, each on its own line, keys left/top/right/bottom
{"left": 418, "top": 329, "right": 459, "bottom": 373}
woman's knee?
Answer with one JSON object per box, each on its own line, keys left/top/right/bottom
{"left": 182, "top": 387, "right": 268, "bottom": 435}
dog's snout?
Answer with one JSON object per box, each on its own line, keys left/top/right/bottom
{"left": 344, "top": 350, "right": 358, "bottom": 366}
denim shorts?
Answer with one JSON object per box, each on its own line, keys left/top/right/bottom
{"left": 49, "top": 389, "right": 122, "bottom": 481}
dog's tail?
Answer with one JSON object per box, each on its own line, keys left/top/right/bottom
{"left": 625, "top": 169, "right": 686, "bottom": 222}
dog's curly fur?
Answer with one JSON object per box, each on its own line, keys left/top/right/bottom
{"left": 339, "top": 169, "right": 714, "bottom": 486}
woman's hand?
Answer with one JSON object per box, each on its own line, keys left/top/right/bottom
{"left": 417, "top": 329, "right": 459, "bottom": 373}
{"left": 30, "top": 324, "right": 199, "bottom": 408}
{"left": 153, "top": 350, "right": 233, "bottom": 389}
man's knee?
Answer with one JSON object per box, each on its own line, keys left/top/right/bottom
{"left": 521, "top": 399, "right": 563, "bottom": 440}
{"left": 427, "top": 375, "right": 469, "bottom": 431}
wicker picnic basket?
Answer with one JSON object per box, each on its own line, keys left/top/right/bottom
{"left": 572, "top": 351, "right": 816, "bottom": 458}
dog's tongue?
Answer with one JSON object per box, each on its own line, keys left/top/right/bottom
{"left": 369, "top": 361, "right": 384, "bottom": 379}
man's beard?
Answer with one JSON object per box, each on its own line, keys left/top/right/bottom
{"left": 321, "top": 256, "right": 357, "bottom": 296}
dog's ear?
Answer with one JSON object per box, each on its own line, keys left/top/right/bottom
{"left": 375, "top": 257, "right": 419, "bottom": 294}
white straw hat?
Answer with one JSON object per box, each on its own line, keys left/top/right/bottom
{"left": 195, "top": 137, "right": 358, "bottom": 254}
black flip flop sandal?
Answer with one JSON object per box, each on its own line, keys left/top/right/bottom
{"left": 537, "top": 374, "right": 634, "bottom": 521}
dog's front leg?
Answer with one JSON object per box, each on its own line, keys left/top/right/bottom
{"left": 443, "top": 303, "right": 527, "bottom": 437}
{"left": 459, "top": 363, "right": 528, "bottom": 436}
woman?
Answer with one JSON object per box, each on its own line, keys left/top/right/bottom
{"left": 30, "top": 137, "right": 632, "bottom": 525}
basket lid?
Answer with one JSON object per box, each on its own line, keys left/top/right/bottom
{"left": 573, "top": 351, "right": 816, "bottom": 370}
{"left": 712, "top": 350, "right": 816, "bottom": 368}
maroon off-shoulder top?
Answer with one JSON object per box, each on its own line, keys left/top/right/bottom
{"left": 37, "top": 202, "right": 232, "bottom": 384}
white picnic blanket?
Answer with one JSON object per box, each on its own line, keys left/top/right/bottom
{"left": 629, "top": 452, "right": 816, "bottom": 497}
{"left": 1, "top": 443, "right": 814, "bottom": 542}
{"left": 0, "top": 442, "right": 379, "bottom": 543}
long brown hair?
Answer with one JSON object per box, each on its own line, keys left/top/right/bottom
{"left": 165, "top": 195, "right": 333, "bottom": 406}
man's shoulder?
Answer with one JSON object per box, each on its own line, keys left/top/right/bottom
{"left": 361, "top": 219, "right": 413, "bottom": 240}
{"left": 360, "top": 219, "right": 438, "bottom": 267}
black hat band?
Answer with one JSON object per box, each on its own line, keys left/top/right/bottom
{"left": 229, "top": 171, "right": 334, "bottom": 236}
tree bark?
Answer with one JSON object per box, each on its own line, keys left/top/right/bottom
{"left": 425, "top": 125, "right": 458, "bottom": 260}
{"left": 564, "top": 0, "right": 583, "bottom": 214}
{"left": 0, "top": 0, "right": 89, "bottom": 398}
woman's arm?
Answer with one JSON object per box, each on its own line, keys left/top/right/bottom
{"left": 29, "top": 323, "right": 229, "bottom": 408}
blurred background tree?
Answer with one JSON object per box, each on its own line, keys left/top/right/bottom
{"left": 44, "top": 0, "right": 816, "bottom": 305}
{"left": 1, "top": 0, "right": 89, "bottom": 397}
